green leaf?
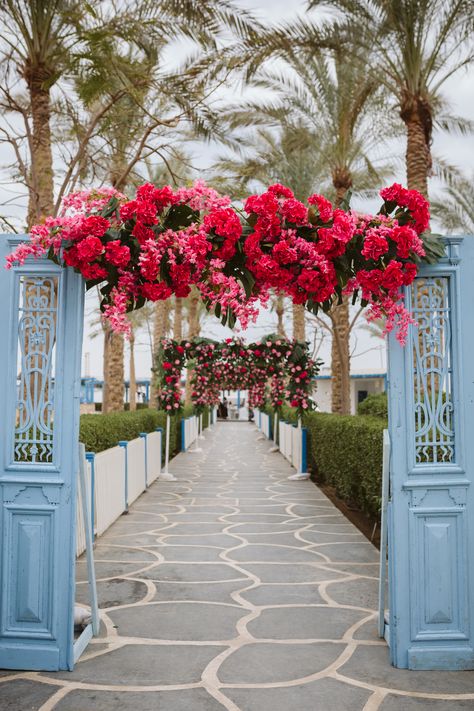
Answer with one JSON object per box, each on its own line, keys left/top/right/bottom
{"left": 164, "top": 204, "right": 199, "bottom": 230}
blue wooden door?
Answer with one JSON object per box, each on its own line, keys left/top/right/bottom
{"left": 387, "top": 236, "right": 474, "bottom": 670}
{"left": 0, "top": 236, "right": 84, "bottom": 671}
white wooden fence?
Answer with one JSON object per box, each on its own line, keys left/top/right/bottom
{"left": 75, "top": 429, "right": 162, "bottom": 556}
{"left": 254, "top": 411, "right": 308, "bottom": 476}
{"left": 181, "top": 415, "right": 199, "bottom": 451}
{"left": 278, "top": 420, "right": 307, "bottom": 474}
{"left": 255, "top": 409, "right": 272, "bottom": 438}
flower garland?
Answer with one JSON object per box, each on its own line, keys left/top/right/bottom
{"left": 6, "top": 180, "right": 433, "bottom": 344}
{"left": 156, "top": 335, "right": 320, "bottom": 418}
{"left": 155, "top": 339, "right": 186, "bottom": 413}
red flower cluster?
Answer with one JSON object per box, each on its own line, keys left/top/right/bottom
{"left": 243, "top": 185, "right": 355, "bottom": 307}
{"left": 156, "top": 339, "right": 186, "bottom": 413}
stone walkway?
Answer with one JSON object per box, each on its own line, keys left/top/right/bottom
{"left": 1, "top": 422, "right": 474, "bottom": 710}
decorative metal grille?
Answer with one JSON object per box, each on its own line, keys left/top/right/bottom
{"left": 411, "top": 277, "right": 455, "bottom": 465}
{"left": 14, "top": 276, "right": 58, "bottom": 463}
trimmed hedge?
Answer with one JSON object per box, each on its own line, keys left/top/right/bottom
{"left": 304, "top": 412, "right": 386, "bottom": 519}
{"left": 357, "top": 392, "right": 388, "bottom": 420}
{"left": 79, "top": 405, "right": 200, "bottom": 457}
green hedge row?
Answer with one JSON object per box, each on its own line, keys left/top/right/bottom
{"left": 357, "top": 392, "right": 388, "bottom": 420}
{"left": 303, "top": 412, "right": 386, "bottom": 519}
{"left": 79, "top": 405, "right": 199, "bottom": 457}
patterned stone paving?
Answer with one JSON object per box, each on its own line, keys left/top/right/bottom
{"left": 1, "top": 422, "right": 474, "bottom": 710}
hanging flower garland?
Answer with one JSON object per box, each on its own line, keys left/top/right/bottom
{"left": 156, "top": 335, "right": 320, "bottom": 418}
{"left": 6, "top": 180, "right": 437, "bottom": 344}
{"left": 155, "top": 339, "right": 186, "bottom": 414}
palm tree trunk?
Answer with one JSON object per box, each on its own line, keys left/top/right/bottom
{"left": 329, "top": 177, "right": 352, "bottom": 415}
{"left": 129, "top": 329, "right": 137, "bottom": 411}
{"left": 276, "top": 292, "right": 287, "bottom": 338}
{"left": 102, "top": 323, "right": 111, "bottom": 412}
{"left": 292, "top": 303, "right": 305, "bottom": 341}
{"left": 329, "top": 298, "right": 351, "bottom": 414}
{"left": 103, "top": 329, "right": 124, "bottom": 412}
{"left": 173, "top": 297, "right": 183, "bottom": 341}
{"left": 400, "top": 96, "right": 432, "bottom": 197}
{"left": 25, "top": 66, "right": 55, "bottom": 227}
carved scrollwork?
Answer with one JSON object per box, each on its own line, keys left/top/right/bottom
{"left": 411, "top": 277, "right": 455, "bottom": 465}
{"left": 14, "top": 276, "right": 58, "bottom": 464}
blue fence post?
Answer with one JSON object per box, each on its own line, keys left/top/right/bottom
{"left": 85, "top": 452, "right": 96, "bottom": 541}
{"left": 118, "top": 441, "right": 128, "bottom": 513}
{"left": 156, "top": 427, "right": 164, "bottom": 467}
{"left": 301, "top": 427, "right": 307, "bottom": 474}
{"left": 139, "top": 432, "right": 148, "bottom": 488}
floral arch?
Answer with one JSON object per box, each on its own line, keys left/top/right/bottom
{"left": 156, "top": 334, "right": 320, "bottom": 418}
{"left": 6, "top": 180, "right": 436, "bottom": 346}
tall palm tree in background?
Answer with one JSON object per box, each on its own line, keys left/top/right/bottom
{"left": 217, "top": 42, "right": 392, "bottom": 413}
{"left": 303, "top": 0, "right": 474, "bottom": 196}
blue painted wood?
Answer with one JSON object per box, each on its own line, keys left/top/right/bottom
{"left": 301, "top": 427, "right": 307, "bottom": 474}
{"left": 0, "top": 235, "right": 84, "bottom": 670}
{"left": 387, "top": 236, "right": 474, "bottom": 670}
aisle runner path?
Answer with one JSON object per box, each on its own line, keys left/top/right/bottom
{"left": 1, "top": 423, "right": 474, "bottom": 710}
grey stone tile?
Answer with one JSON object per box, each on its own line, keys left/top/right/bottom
{"left": 239, "top": 583, "right": 324, "bottom": 606}
{"left": 240, "top": 563, "right": 347, "bottom": 584}
{"left": 325, "top": 577, "right": 380, "bottom": 610}
{"left": 380, "top": 695, "right": 474, "bottom": 710}
{"left": 152, "top": 580, "right": 244, "bottom": 603}
{"left": 313, "top": 542, "right": 379, "bottom": 563}
{"left": 108, "top": 601, "right": 243, "bottom": 641}
{"left": 76, "top": 561, "right": 147, "bottom": 581}
{"left": 0, "top": 679, "right": 58, "bottom": 710}
{"left": 225, "top": 676, "right": 371, "bottom": 711}
{"left": 227, "top": 544, "right": 328, "bottom": 563}
{"left": 75, "top": 578, "right": 150, "bottom": 608}
{"left": 158, "top": 534, "right": 240, "bottom": 548}
{"left": 158, "top": 523, "right": 228, "bottom": 535}
{"left": 50, "top": 644, "right": 223, "bottom": 685}
{"left": 139, "top": 562, "right": 246, "bottom": 582}
{"left": 218, "top": 642, "right": 346, "bottom": 683}
{"left": 55, "top": 688, "right": 227, "bottom": 711}
{"left": 91, "top": 545, "right": 159, "bottom": 562}
{"left": 248, "top": 606, "right": 368, "bottom": 640}
{"left": 223, "top": 521, "right": 302, "bottom": 534}
{"left": 300, "top": 530, "right": 366, "bottom": 544}
{"left": 156, "top": 545, "right": 225, "bottom": 562}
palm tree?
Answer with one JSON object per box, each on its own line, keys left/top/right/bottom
{"left": 302, "top": 0, "right": 474, "bottom": 196}
{"left": 215, "top": 45, "right": 392, "bottom": 413}
{"left": 431, "top": 167, "right": 474, "bottom": 233}
{"left": 0, "top": 0, "right": 260, "bottom": 227}
{"left": 173, "top": 297, "right": 183, "bottom": 341}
